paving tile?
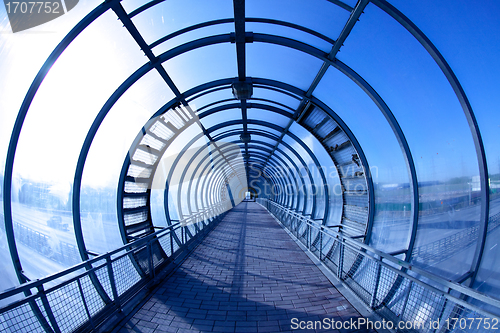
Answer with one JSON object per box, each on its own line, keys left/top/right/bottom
{"left": 114, "top": 203, "right": 366, "bottom": 332}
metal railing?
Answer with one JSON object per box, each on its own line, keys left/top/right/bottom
{"left": 257, "top": 198, "right": 500, "bottom": 333}
{"left": 0, "top": 203, "right": 229, "bottom": 333}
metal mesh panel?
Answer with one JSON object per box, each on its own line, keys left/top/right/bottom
{"left": 162, "top": 112, "right": 184, "bottom": 129}
{"left": 150, "top": 121, "right": 174, "bottom": 141}
{"left": 158, "top": 233, "right": 172, "bottom": 257}
{"left": 315, "top": 119, "right": 338, "bottom": 139}
{"left": 123, "top": 197, "right": 148, "bottom": 209}
{"left": 343, "top": 252, "right": 373, "bottom": 304}
{"left": 124, "top": 181, "right": 148, "bottom": 193}
{"left": 127, "top": 164, "right": 152, "bottom": 178}
{"left": 173, "top": 227, "right": 182, "bottom": 252}
{"left": 372, "top": 264, "right": 400, "bottom": 308}
{"left": 140, "top": 134, "right": 165, "bottom": 151}
{"left": 79, "top": 275, "right": 106, "bottom": 317}
{"left": 111, "top": 256, "right": 142, "bottom": 296}
{"left": 0, "top": 302, "right": 46, "bottom": 333}
{"left": 123, "top": 211, "right": 148, "bottom": 226}
{"left": 343, "top": 205, "right": 368, "bottom": 224}
{"left": 187, "top": 223, "right": 196, "bottom": 237}
{"left": 344, "top": 193, "right": 368, "bottom": 206}
{"left": 338, "top": 162, "right": 362, "bottom": 177}
{"left": 93, "top": 261, "right": 114, "bottom": 301}
{"left": 132, "top": 149, "right": 158, "bottom": 165}
{"left": 46, "top": 281, "right": 88, "bottom": 332}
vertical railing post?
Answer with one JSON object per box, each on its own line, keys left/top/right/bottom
{"left": 401, "top": 281, "right": 413, "bottom": 320}
{"left": 170, "top": 230, "right": 174, "bottom": 255}
{"left": 106, "top": 256, "right": 121, "bottom": 310}
{"left": 147, "top": 240, "right": 154, "bottom": 278}
{"left": 338, "top": 239, "right": 344, "bottom": 280}
{"left": 77, "top": 278, "right": 95, "bottom": 330}
{"left": 182, "top": 226, "right": 185, "bottom": 245}
{"left": 36, "top": 285, "right": 61, "bottom": 333}
{"left": 307, "top": 223, "right": 311, "bottom": 249}
{"left": 370, "top": 258, "right": 383, "bottom": 309}
{"left": 319, "top": 226, "right": 323, "bottom": 261}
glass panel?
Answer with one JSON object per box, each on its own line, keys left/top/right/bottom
{"left": 289, "top": 122, "right": 342, "bottom": 226}
{"left": 315, "top": 67, "right": 411, "bottom": 252}
{"left": 246, "top": 21, "right": 332, "bottom": 53}
{"left": 162, "top": 43, "right": 237, "bottom": 93}
{"left": 176, "top": 137, "right": 210, "bottom": 218}
{"left": 151, "top": 123, "right": 204, "bottom": 223}
{"left": 252, "top": 87, "right": 301, "bottom": 110}
{"left": 152, "top": 23, "right": 234, "bottom": 57}
{"left": 200, "top": 108, "right": 242, "bottom": 129}
{"left": 189, "top": 88, "right": 233, "bottom": 113}
{"left": 248, "top": 109, "right": 290, "bottom": 128}
{"left": 0, "top": 0, "right": 107, "bottom": 294}
{"left": 274, "top": 149, "right": 303, "bottom": 210}
{"left": 249, "top": 134, "right": 278, "bottom": 146}
{"left": 283, "top": 133, "right": 326, "bottom": 219}
{"left": 81, "top": 70, "right": 172, "bottom": 253}
{"left": 247, "top": 43, "right": 323, "bottom": 91}
{"left": 211, "top": 124, "right": 243, "bottom": 139}
{"left": 129, "top": 0, "right": 233, "bottom": 45}
{"left": 277, "top": 141, "right": 312, "bottom": 214}
{"left": 247, "top": 124, "right": 282, "bottom": 138}
{"left": 246, "top": 0, "right": 350, "bottom": 41}
{"left": 339, "top": 3, "right": 480, "bottom": 280}
{"left": 9, "top": 11, "right": 146, "bottom": 281}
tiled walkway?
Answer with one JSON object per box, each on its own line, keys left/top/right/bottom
{"left": 115, "top": 202, "right": 371, "bottom": 333}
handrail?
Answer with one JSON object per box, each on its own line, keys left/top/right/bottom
{"left": 0, "top": 202, "right": 229, "bottom": 332}
{"left": 257, "top": 198, "right": 500, "bottom": 329}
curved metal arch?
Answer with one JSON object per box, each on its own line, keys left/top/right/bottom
{"left": 214, "top": 131, "right": 306, "bottom": 186}
{"left": 238, "top": 4, "right": 488, "bottom": 273}
{"left": 205, "top": 118, "right": 325, "bottom": 216}
{"left": 202, "top": 151, "right": 246, "bottom": 210}
{"left": 118, "top": 74, "right": 372, "bottom": 247}
{"left": 224, "top": 154, "right": 288, "bottom": 203}
{"left": 186, "top": 144, "right": 246, "bottom": 215}
{"left": 129, "top": 0, "right": 353, "bottom": 19}
{"left": 2, "top": 0, "right": 116, "bottom": 286}
{"left": 178, "top": 143, "right": 242, "bottom": 218}
{"left": 187, "top": 142, "right": 246, "bottom": 212}
{"left": 331, "top": 60, "right": 418, "bottom": 260}
{"left": 185, "top": 141, "right": 241, "bottom": 216}
{"left": 371, "top": 0, "right": 489, "bottom": 288}
{"left": 198, "top": 102, "right": 293, "bottom": 119}
{"left": 197, "top": 96, "right": 296, "bottom": 115}
{"left": 196, "top": 124, "right": 314, "bottom": 213}
{"left": 164, "top": 134, "right": 244, "bottom": 223}
{"left": 245, "top": 143, "right": 311, "bottom": 209}
{"left": 244, "top": 158, "right": 289, "bottom": 205}
{"left": 181, "top": 141, "right": 235, "bottom": 216}
{"left": 117, "top": 75, "right": 371, "bottom": 248}
{"left": 241, "top": 149, "right": 298, "bottom": 206}
{"left": 179, "top": 138, "right": 298, "bottom": 213}
{"left": 238, "top": 133, "right": 308, "bottom": 211}
{"left": 148, "top": 17, "right": 338, "bottom": 50}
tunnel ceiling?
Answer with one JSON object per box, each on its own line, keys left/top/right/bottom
{"left": 2, "top": 0, "right": 500, "bottom": 314}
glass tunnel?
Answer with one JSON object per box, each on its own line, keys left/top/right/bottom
{"left": 1, "top": 0, "right": 500, "bottom": 331}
